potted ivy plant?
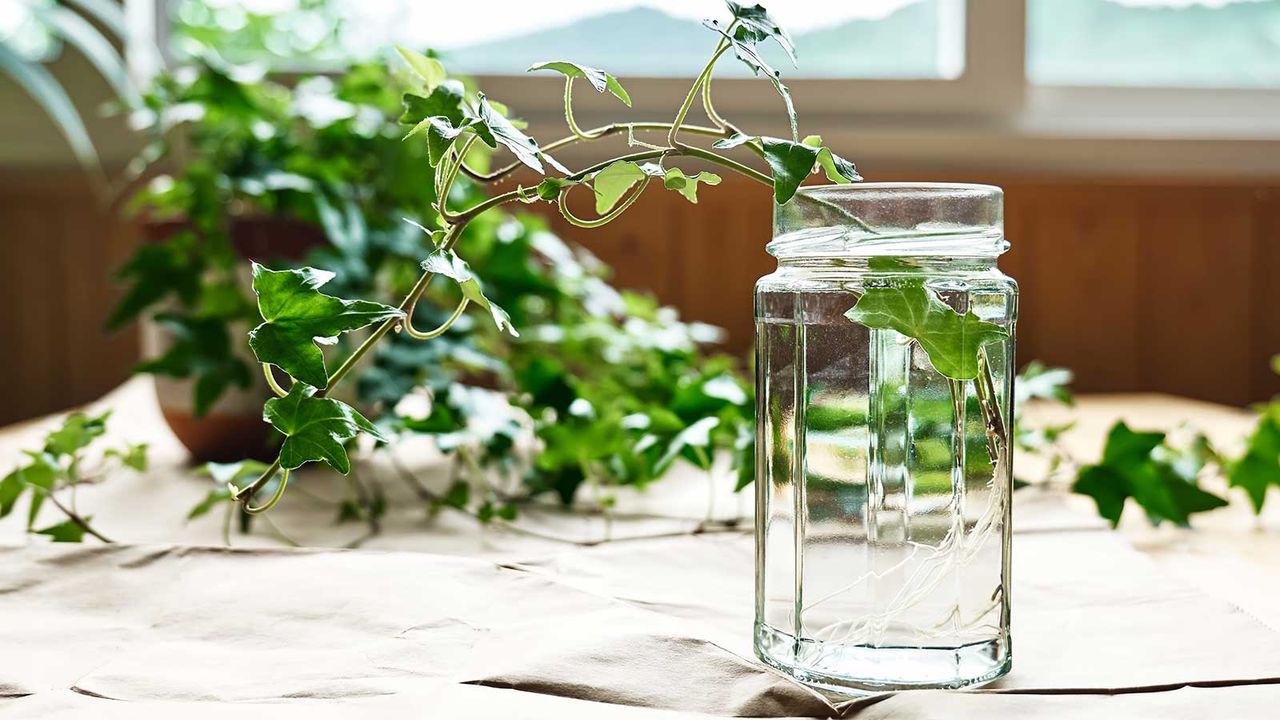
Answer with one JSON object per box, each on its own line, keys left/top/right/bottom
{"left": 111, "top": 54, "right": 753, "bottom": 524}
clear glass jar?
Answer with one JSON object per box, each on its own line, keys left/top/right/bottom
{"left": 754, "top": 184, "right": 1016, "bottom": 693}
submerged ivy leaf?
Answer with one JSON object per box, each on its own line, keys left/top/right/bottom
{"left": 400, "top": 79, "right": 466, "bottom": 126}
{"left": 703, "top": 19, "right": 797, "bottom": 141}
{"left": 470, "top": 94, "right": 568, "bottom": 175}
{"left": 248, "top": 263, "right": 404, "bottom": 389}
{"left": 263, "top": 382, "right": 389, "bottom": 474}
{"left": 726, "top": 1, "right": 796, "bottom": 63}
{"left": 845, "top": 283, "right": 1008, "bottom": 380}
{"left": 421, "top": 249, "right": 519, "bottom": 336}
{"left": 35, "top": 518, "right": 88, "bottom": 543}
{"left": 1073, "top": 422, "right": 1228, "bottom": 527}
{"left": 395, "top": 46, "right": 446, "bottom": 91}
{"left": 528, "top": 61, "right": 631, "bottom": 106}
{"left": 662, "top": 168, "right": 721, "bottom": 204}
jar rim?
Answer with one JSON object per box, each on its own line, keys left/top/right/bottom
{"left": 795, "top": 182, "right": 1003, "bottom": 199}
{"left": 772, "top": 182, "right": 1006, "bottom": 259}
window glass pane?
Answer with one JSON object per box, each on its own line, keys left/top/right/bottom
{"left": 170, "top": 0, "right": 964, "bottom": 79}
{"left": 1028, "top": 0, "right": 1280, "bottom": 87}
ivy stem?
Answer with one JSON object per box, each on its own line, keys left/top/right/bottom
{"left": 558, "top": 175, "right": 652, "bottom": 228}
{"left": 675, "top": 143, "right": 772, "bottom": 186}
{"left": 973, "top": 347, "right": 1008, "bottom": 466}
{"left": 263, "top": 363, "right": 289, "bottom": 398}
{"left": 244, "top": 468, "right": 291, "bottom": 514}
{"left": 459, "top": 123, "right": 726, "bottom": 184}
{"left": 668, "top": 37, "right": 732, "bottom": 147}
{"left": 563, "top": 78, "right": 601, "bottom": 141}
{"left": 402, "top": 297, "right": 469, "bottom": 340}
{"left": 45, "top": 491, "right": 114, "bottom": 543}
{"left": 437, "top": 135, "right": 480, "bottom": 222}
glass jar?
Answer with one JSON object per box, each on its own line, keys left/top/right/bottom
{"left": 753, "top": 184, "right": 1016, "bottom": 693}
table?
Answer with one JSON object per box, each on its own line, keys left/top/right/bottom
{"left": 1, "top": 378, "right": 1278, "bottom": 718}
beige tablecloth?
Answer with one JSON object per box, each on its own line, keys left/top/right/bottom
{"left": 1, "top": 378, "right": 1278, "bottom": 718}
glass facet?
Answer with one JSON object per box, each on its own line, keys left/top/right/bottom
{"left": 754, "top": 184, "right": 1016, "bottom": 693}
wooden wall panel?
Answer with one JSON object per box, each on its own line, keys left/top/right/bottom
{"left": 2, "top": 170, "right": 1279, "bottom": 425}
{"left": 0, "top": 175, "right": 139, "bottom": 425}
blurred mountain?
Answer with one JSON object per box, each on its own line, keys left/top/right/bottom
{"left": 443, "top": 0, "right": 1280, "bottom": 86}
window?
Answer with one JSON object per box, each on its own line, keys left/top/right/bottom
{"left": 1028, "top": 0, "right": 1280, "bottom": 88}
{"left": 168, "top": 0, "right": 966, "bottom": 80}
{"left": 148, "top": 0, "right": 1280, "bottom": 156}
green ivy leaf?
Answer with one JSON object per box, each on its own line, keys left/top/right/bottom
{"left": 532, "top": 176, "right": 581, "bottom": 203}
{"left": 662, "top": 168, "right": 721, "bottom": 204}
{"left": 1227, "top": 413, "right": 1280, "bottom": 513}
{"left": 1073, "top": 422, "right": 1228, "bottom": 527}
{"left": 726, "top": 1, "right": 796, "bottom": 63}
{"left": 395, "top": 46, "right": 446, "bottom": 91}
{"left": 263, "top": 382, "right": 389, "bottom": 474}
{"left": 421, "top": 249, "right": 519, "bottom": 336}
{"left": 400, "top": 79, "right": 466, "bottom": 126}
{"left": 528, "top": 61, "right": 631, "bottom": 106}
{"left": 718, "top": 134, "right": 858, "bottom": 203}
{"left": 800, "top": 134, "right": 862, "bottom": 185}
{"left": 45, "top": 412, "right": 110, "bottom": 457}
{"left": 248, "top": 263, "right": 403, "bottom": 389}
{"left": 845, "top": 283, "right": 1008, "bottom": 381}
{"left": 13, "top": 452, "right": 60, "bottom": 529}
{"left": 105, "top": 443, "right": 149, "bottom": 472}
{"left": 34, "top": 518, "right": 88, "bottom": 543}
{"left": 592, "top": 160, "right": 647, "bottom": 214}
{"left": 703, "top": 19, "right": 797, "bottom": 141}
{"left": 470, "top": 94, "right": 568, "bottom": 176}
{"left": 762, "top": 138, "right": 822, "bottom": 204}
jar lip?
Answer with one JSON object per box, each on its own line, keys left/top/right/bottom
{"left": 795, "top": 182, "right": 1003, "bottom": 198}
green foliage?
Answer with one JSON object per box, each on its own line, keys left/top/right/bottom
{"left": 528, "top": 61, "right": 631, "bottom": 106}
{"left": 136, "top": 313, "right": 252, "bottom": 417}
{"left": 249, "top": 264, "right": 403, "bottom": 389}
{"left": 703, "top": 13, "right": 798, "bottom": 140}
{"left": 846, "top": 281, "right": 1009, "bottom": 381}
{"left": 591, "top": 161, "right": 650, "bottom": 213}
{"left": 662, "top": 168, "right": 722, "bottom": 204}
{"left": 0, "top": 412, "right": 145, "bottom": 542}
{"left": 419, "top": 248, "right": 518, "bottom": 336}
{"left": 1072, "top": 422, "right": 1227, "bottom": 527}
{"left": 263, "top": 382, "right": 389, "bottom": 474}
{"left": 714, "top": 133, "right": 859, "bottom": 203}
{"left": 471, "top": 94, "right": 568, "bottom": 175}
{"left": 1225, "top": 375, "right": 1280, "bottom": 513}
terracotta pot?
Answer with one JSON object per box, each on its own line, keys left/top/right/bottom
{"left": 139, "top": 216, "right": 326, "bottom": 463}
